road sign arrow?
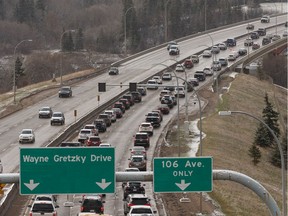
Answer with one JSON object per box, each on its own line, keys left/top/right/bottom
{"left": 175, "top": 180, "right": 191, "bottom": 191}
{"left": 96, "top": 179, "right": 111, "bottom": 190}
{"left": 24, "top": 179, "right": 40, "bottom": 191}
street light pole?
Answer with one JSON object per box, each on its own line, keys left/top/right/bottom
{"left": 60, "top": 30, "right": 75, "bottom": 86}
{"left": 13, "top": 39, "right": 33, "bottom": 104}
{"left": 124, "top": 7, "right": 133, "bottom": 57}
{"left": 218, "top": 110, "right": 287, "bottom": 216}
{"left": 165, "top": 0, "right": 171, "bottom": 42}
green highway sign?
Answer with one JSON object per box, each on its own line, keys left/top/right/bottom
{"left": 20, "top": 147, "right": 115, "bottom": 195}
{"left": 153, "top": 157, "right": 212, "bottom": 193}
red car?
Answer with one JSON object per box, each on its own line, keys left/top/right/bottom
{"left": 86, "top": 136, "right": 101, "bottom": 146}
{"left": 252, "top": 42, "right": 260, "bottom": 50}
{"left": 183, "top": 58, "right": 194, "bottom": 68}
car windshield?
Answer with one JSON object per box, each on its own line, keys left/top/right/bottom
{"left": 132, "top": 198, "right": 149, "bottom": 205}
{"left": 131, "top": 208, "right": 152, "bottom": 213}
{"left": 32, "top": 203, "right": 54, "bottom": 212}
{"left": 136, "top": 134, "right": 148, "bottom": 139}
{"left": 89, "top": 137, "right": 100, "bottom": 141}
{"left": 53, "top": 113, "right": 62, "bottom": 117}
{"left": 80, "top": 130, "right": 91, "bottom": 134}
{"left": 141, "top": 123, "right": 151, "bottom": 127}
{"left": 41, "top": 107, "right": 50, "bottom": 111}
{"left": 61, "top": 87, "right": 70, "bottom": 91}
{"left": 22, "top": 130, "right": 32, "bottom": 134}
{"left": 132, "top": 157, "right": 143, "bottom": 162}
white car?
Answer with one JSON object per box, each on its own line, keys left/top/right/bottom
{"left": 19, "top": 129, "right": 35, "bottom": 144}
{"left": 83, "top": 124, "right": 99, "bottom": 136}
{"left": 244, "top": 38, "right": 253, "bottom": 46}
{"left": 174, "top": 87, "right": 185, "bottom": 98}
{"left": 175, "top": 64, "right": 185, "bottom": 72}
{"left": 78, "top": 129, "right": 93, "bottom": 143}
{"left": 202, "top": 50, "right": 212, "bottom": 57}
{"left": 128, "top": 205, "right": 156, "bottom": 216}
{"left": 218, "top": 43, "right": 227, "bottom": 50}
{"left": 29, "top": 200, "right": 59, "bottom": 216}
{"left": 138, "top": 122, "right": 154, "bottom": 136}
{"left": 211, "top": 45, "right": 220, "bottom": 54}
{"left": 203, "top": 67, "right": 213, "bottom": 76}
{"left": 146, "top": 79, "right": 158, "bottom": 90}
{"left": 162, "top": 72, "right": 172, "bottom": 81}
{"left": 104, "top": 110, "right": 117, "bottom": 123}
{"left": 152, "top": 75, "right": 162, "bottom": 84}
{"left": 283, "top": 30, "right": 288, "bottom": 37}
{"left": 211, "top": 61, "right": 222, "bottom": 71}
{"left": 99, "top": 143, "right": 111, "bottom": 147}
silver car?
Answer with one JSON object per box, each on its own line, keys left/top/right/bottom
{"left": 19, "top": 129, "right": 35, "bottom": 144}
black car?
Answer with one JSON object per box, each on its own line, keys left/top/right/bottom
{"left": 119, "top": 98, "right": 131, "bottom": 110}
{"left": 134, "top": 132, "right": 150, "bottom": 148}
{"left": 194, "top": 71, "right": 206, "bottom": 82}
{"left": 137, "top": 87, "right": 147, "bottom": 96}
{"left": 94, "top": 119, "right": 107, "bottom": 132}
{"left": 98, "top": 113, "right": 112, "bottom": 127}
{"left": 250, "top": 31, "right": 259, "bottom": 39}
{"left": 145, "top": 116, "right": 161, "bottom": 128}
{"left": 113, "top": 102, "right": 126, "bottom": 113}
{"left": 262, "top": 37, "right": 271, "bottom": 45}
{"left": 157, "top": 104, "right": 170, "bottom": 114}
{"left": 58, "top": 86, "right": 72, "bottom": 98}
{"left": 38, "top": 106, "right": 53, "bottom": 118}
{"left": 160, "top": 95, "right": 174, "bottom": 109}
{"left": 122, "top": 94, "right": 135, "bottom": 106}
{"left": 257, "top": 28, "right": 266, "bottom": 36}
{"left": 108, "top": 67, "right": 119, "bottom": 75}
{"left": 238, "top": 48, "right": 248, "bottom": 56}
{"left": 123, "top": 181, "right": 145, "bottom": 199}
{"left": 130, "top": 91, "right": 142, "bottom": 102}
{"left": 80, "top": 195, "right": 105, "bottom": 213}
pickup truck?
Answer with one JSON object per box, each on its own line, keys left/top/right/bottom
{"left": 29, "top": 200, "right": 59, "bottom": 216}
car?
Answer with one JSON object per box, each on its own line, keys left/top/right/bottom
{"left": 266, "top": 34, "right": 273, "bottom": 40}
{"left": 218, "top": 58, "right": 228, "bottom": 67}
{"left": 50, "top": 111, "right": 65, "bottom": 125}
{"left": 285, "top": 21, "right": 288, "bottom": 27}
{"left": 0, "top": 159, "right": 3, "bottom": 173}
{"left": 228, "top": 53, "right": 237, "bottom": 61}
{"left": 17, "top": 131, "right": 35, "bottom": 144}
{"left": 99, "top": 143, "right": 111, "bottom": 147}
{"left": 122, "top": 94, "right": 135, "bottom": 106}
{"left": 261, "top": 15, "right": 270, "bottom": 23}
{"left": 257, "top": 28, "right": 266, "bottom": 36}
{"left": 183, "top": 58, "right": 194, "bottom": 68}
{"left": 123, "top": 181, "right": 145, "bottom": 199}
{"left": 98, "top": 113, "right": 112, "bottom": 126}
{"left": 238, "top": 48, "right": 248, "bottom": 56}
{"left": 94, "top": 119, "right": 107, "bottom": 132}
{"left": 151, "top": 110, "right": 163, "bottom": 121}
{"left": 28, "top": 200, "right": 59, "bottom": 216}
{"left": 187, "top": 78, "right": 199, "bottom": 87}
{"left": 157, "top": 104, "right": 170, "bottom": 114}
{"left": 128, "top": 155, "right": 147, "bottom": 171}
{"left": 226, "top": 38, "right": 237, "bottom": 46}
{"left": 83, "top": 124, "right": 99, "bottom": 136}
{"left": 104, "top": 110, "right": 117, "bottom": 123}
{"left": 250, "top": 31, "right": 259, "bottom": 39}
{"left": 202, "top": 50, "right": 212, "bottom": 57}
{"left": 162, "top": 72, "right": 172, "bottom": 81}
{"left": 262, "top": 36, "right": 271, "bottom": 45}
{"left": 146, "top": 111, "right": 162, "bottom": 122}
{"left": 146, "top": 79, "right": 158, "bottom": 90}
{"left": 211, "top": 60, "right": 222, "bottom": 71}
{"left": 152, "top": 75, "right": 162, "bottom": 84}
{"left": 168, "top": 44, "right": 180, "bottom": 55}
{"left": 202, "top": 67, "right": 212, "bottom": 76}
{"left": 112, "top": 107, "right": 123, "bottom": 118}
{"left": 211, "top": 45, "right": 220, "bottom": 54}
{"left": 34, "top": 195, "right": 57, "bottom": 204}
{"left": 252, "top": 42, "right": 260, "bottom": 50}
{"left": 167, "top": 41, "right": 177, "bottom": 50}
{"left": 145, "top": 115, "right": 161, "bottom": 128}
{"left": 218, "top": 43, "right": 227, "bottom": 50}
{"left": 127, "top": 205, "right": 156, "bottom": 216}
{"left": 138, "top": 122, "right": 154, "bottom": 136}
{"left": 170, "top": 95, "right": 177, "bottom": 105}
{"left": 159, "top": 90, "right": 171, "bottom": 100}
{"left": 58, "top": 86, "right": 72, "bottom": 98}
{"left": 246, "top": 23, "right": 254, "bottom": 30}
{"left": 108, "top": 66, "right": 119, "bottom": 75}
{"left": 244, "top": 38, "right": 253, "bottom": 46}
{"left": 130, "top": 91, "right": 142, "bottom": 102}
{"left": 282, "top": 30, "right": 288, "bottom": 37}
{"left": 130, "top": 146, "right": 147, "bottom": 159}
{"left": 86, "top": 136, "right": 101, "bottom": 146}
{"left": 113, "top": 101, "right": 126, "bottom": 113}
{"left": 122, "top": 167, "right": 140, "bottom": 188}
{"left": 194, "top": 71, "right": 206, "bottom": 81}
{"left": 123, "top": 194, "right": 151, "bottom": 215}
{"left": 191, "top": 54, "right": 200, "bottom": 63}
{"left": 38, "top": 106, "right": 53, "bottom": 118}
{"left": 60, "top": 142, "right": 82, "bottom": 147}
{"left": 80, "top": 195, "right": 105, "bottom": 214}
{"left": 175, "top": 64, "right": 185, "bottom": 72}
{"left": 160, "top": 95, "right": 174, "bottom": 108}
{"left": 119, "top": 98, "right": 131, "bottom": 110}
{"left": 137, "top": 87, "right": 147, "bottom": 96}
{"left": 174, "top": 87, "right": 185, "bottom": 98}
{"left": 78, "top": 128, "right": 94, "bottom": 143}
{"left": 272, "top": 34, "right": 281, "bottom": 41}
{"left": 133, "top": 132, "right": 150, "bottom": 148}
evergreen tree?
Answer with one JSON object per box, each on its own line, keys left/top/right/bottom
{"left": 14, "top": 57, "right": 25, "bottom": 85}
{"left": 62, "top": 31, "right": 74, "bottom": 52}
{"left": 0, "top": 0, "right": 5, "bottom": 20}
{"left": 75, "top": 28, "right": 84, "bottom": 51}
{"left": 14, "top": 0, "right": 35, "bottom": 24}
{"left": 254, "top": 123, "right": 271, "bottom": 147}
{"left": 248, "top": 143, "right": 261, "bottom": 165}
{"left": 270, "top": 133, "right": 287, "bottom": 169}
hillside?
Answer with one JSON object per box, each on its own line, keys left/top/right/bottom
{"left": 160, "top": 73, "right": 287, "bottom": 215}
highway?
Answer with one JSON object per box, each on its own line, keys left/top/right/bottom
{"left": 0, "top": 14, "right": 287, "bottom": 216}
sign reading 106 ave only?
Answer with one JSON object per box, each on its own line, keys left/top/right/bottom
{"left": 153, "top": 157, "right": 212, "bottom": 193}
{"left": 20, "top": 147, "right": 115, "bottom": 195}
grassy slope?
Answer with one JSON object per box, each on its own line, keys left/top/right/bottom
{"left": 202, "top": 73, "right": 287, "bottom": 215}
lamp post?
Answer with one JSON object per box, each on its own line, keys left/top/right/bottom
{"left": 60, "top": 30, "right": 75, "bottom": 86}
{"left": 124, "top": 7, "right": 133, "bottom": 57}
{"left": 164, "top": 0, "right": 171, "bottom": 42}
{"left": 13, "top": 39, "right": 33, "bottom": 104}
{"left": 218, "top": 110, "right": 287, "bottom": 216}
{"left": 204, "top": 0, "right": 207, "bottom": 31}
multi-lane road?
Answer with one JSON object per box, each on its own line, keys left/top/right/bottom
{"left": 0, "top": 14, "right": 287, "bottom": 216}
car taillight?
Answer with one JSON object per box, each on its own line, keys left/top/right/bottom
{"left": 101, "top": 206, "right": 104, "bottom": 212}
{"left": 145, "top": 203, "right": 151, "bottom": 206}
{"left": 81, "top": 206, "right": 84, "bottom": 211}
{"left": 29, "top": 213, "right": 32, "bottom": 216}
{"left": 128, "top": 203, "right": 134, "bottom": 207}
{"left": 53, "top": 213, "right": 57, "bottom": 216}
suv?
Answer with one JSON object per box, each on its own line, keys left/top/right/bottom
{"left": 123, "top": 181, "right": 145, "bottom": 199}
{"left": 122, "top": 94, "right": 135, "bottom": 106}
{"left": 262, "top": 36, "right": 271, "bottom": 45}
{"left": 86, "top": 136, "right": 101, "bottom": 146}
{"left": 137, "top": 87, "right": 147, "bottom": 96}
{"left": 19, "top": 129, "right": 35, "bottom": 144}
{"left": 80, "top": 195, "right": 105, "bottom": 214}
{"left": 146, "top": 80, "right": 158, "bottom": 90}
{"left": 211, "top": 61, "right": 222, "bottom": 71}
{"left": 50, "top": 112, "right": 65, "bottom": 125}
{"left": 250, "top": 31, "right": 259, "bottom": 39}
{"left": 130, "top": 146, "right": 147, "bottom": 159}
{"left": 29, "top": 200, "right": 59, "bottom": 216}
{"left": 168, "top": 44, "right": 180, "bottom": 55}
{"left": 119, "top": 98, "right": 131, "bottom": 110}
{"left": 191, "top": 55, "right": 199, "bottom": 63}
{"left": 194, "top": 71, "right": 206, "bottom": 81}
{"left": 167, "top": 41, "right": 177, "bottom": 50}
{"left": 138, "top": 122, "right": 154, "bottom": 136}
{"left": 39, "top": 106, "right": 53, "bottom": 118}
{"left": 58, "top": 86, "right": 72, "bottom": 98}
{"left": 160, "top": 95, "right": 174, "bottom": 108}
{"left": 257, "top": 28, "right": 266, "bottom": 36}
{"left": 130, "top": 91, "right": 142, "bottom": 102}
{"left": 113, "top": 102, "right": 126, "bottom": 113}
{"left": 78, "top": 129, "right": 94, "bottom": 143}
{"left": 183, "top": 58, "right": 193, "bottom": 68}
{"left": 83, "top": 124, "right": 99, "bottom": 136}
{"left": 104, "top": 110, "right": 117, "bottom": 123}
{"left": 226, "top": 38, "right": 237, "bottom": 46}
{"left": 218, "top": 58, "right": 228, "bottom": 67}
{"left": 128, "top": 205, "right": 155, "bottom": 216}
{"left": 128, "top": 155, "right": 147, "bottom": 171}
{"left": 98, "top": 113, "right": 112, "bottom": 127}
{"left": 211, "top": 45, "right": 220, "bottom": 54}
{"left": 152, "top": 75, "right": 162, "bottom": 84}
{"left": 134, "top": 132, "right": 150, "bottom": 148}
{"left": 94, "top": 119, "right": 107, "bottom": 132}
{"left": 261, "top": 15, "right": 270, "bottom": 23}
{"left": 244, "top": 38, "right": 253, "bottom": 46}
{"left": 145, "top": 116, "right": 161, "bottom": 128}
{"left": 123, "top": 194, "right": 151, "bottom": 215}
{"left": 108, "top": 66, "right": 119, "bottom": 75}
